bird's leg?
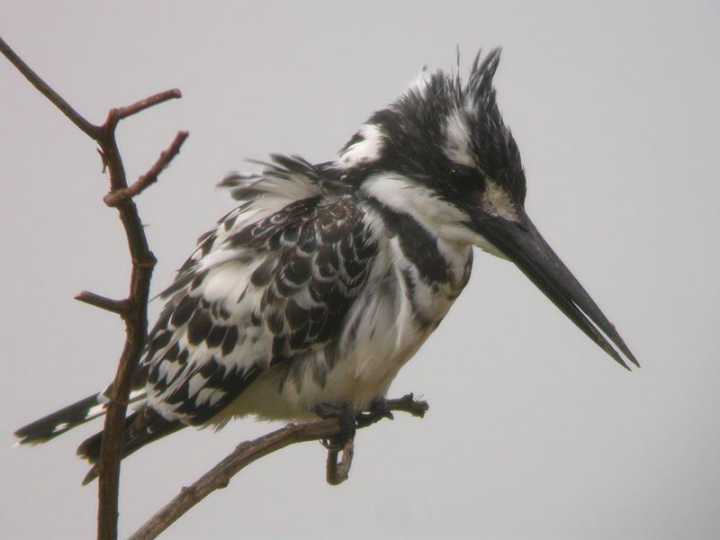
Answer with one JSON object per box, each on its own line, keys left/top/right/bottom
{"left": 355, "top": 397, "right": 394, "bottom": 428}
{"left": 314, "top": 401, "right": 356, "bottom": 451}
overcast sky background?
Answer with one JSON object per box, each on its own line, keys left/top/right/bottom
{"left": 2, "top": 1, "right": 719, "bottom": 539}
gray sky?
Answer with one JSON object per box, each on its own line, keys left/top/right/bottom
{"left": 2, "top": 1, "right": 719, "bottom": 538}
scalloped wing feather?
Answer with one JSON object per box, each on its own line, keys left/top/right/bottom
{"left": 143, "top": 160, "right": 378, "bottom": 424}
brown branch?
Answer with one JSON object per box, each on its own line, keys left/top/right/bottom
{"left": 108, "top": 89, "right": 182, "bottom": 124}
{"left": 1, "top": 35, "right": 187, "bottom": 540}
{"left": 0, "top": 36, "right": 98, "bottom": 138}
{"left": 75, "top": 291, "right": 131, "bottom": 316}
{"left": 92, "top": 113, "right": 183, "bottom": 540}
{"left": 104, "top": 131, "right": 189, "bottom": 207}
{"left": 129, "top": 394, "right": 429, "bottom": 540}
{"left": 326, "top": 438, "right": 355, "bottom": 486}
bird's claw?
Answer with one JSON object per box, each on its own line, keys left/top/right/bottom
{"left": 355, "top": 398, "right": 394, "bottom": 428}
{"left": 314, "top": 402, "right": 356, "bottom": 451}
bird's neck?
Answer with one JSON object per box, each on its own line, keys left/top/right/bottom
{"left": 359, "top": 172, "right": 474, "bottom": 294}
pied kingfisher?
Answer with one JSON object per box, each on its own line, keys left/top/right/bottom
{"left": 15, "top": 50, "right": 638, "bottom": 480}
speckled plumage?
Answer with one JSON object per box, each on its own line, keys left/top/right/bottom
{"left": 144, "top": 158, "right": 382, "bottom": 426}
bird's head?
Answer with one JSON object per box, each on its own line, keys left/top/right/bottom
{"left": 338, "top": 49, "right": 638, "bottom": 369}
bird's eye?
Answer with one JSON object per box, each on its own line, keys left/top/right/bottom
{"left": 446, "top": 165, "right": 483, "bottom": 203}
{"left": 449, "top": 164, "right": 479, "bottom": 182}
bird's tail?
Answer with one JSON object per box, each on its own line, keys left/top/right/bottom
{"left": 14, "top": 392, "right": 111, "bottom": 445}
{"left": 14, "top": 389, "right": 184, "bottom": 484}
{"left": 14, "top": 388, "right": 148, "bottom": 446}
{"left": 77, "top": 406, "right": 184, "bottom": 484}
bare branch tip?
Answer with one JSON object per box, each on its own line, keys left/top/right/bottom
{"left": 74, "top": 291, "right": 129, "bottom": 316}
{"left": 326, "top": 439, "right": 354, "bottom": 486}
{"left": 109, "top": 88, "right": 185, "bottom": 124}
{"left": 103, "top": 130, "right": 188, "bottom": 207}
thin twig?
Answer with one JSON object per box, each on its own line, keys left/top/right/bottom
{"left": 326, "top": 438, "right": 355, "bottom": 485}
{"left": 75, "top": 291, "right": 130, "bottom": 316}
{"left": 104, "top": 131, "right": 189, "bottom": 207}
{"left": 129, "top": 394, "right": 429, "bottom": 540}
{"left": 1, "top": 35, "right": 187, "bottom": 540}
{"left": 0, "top": 36, "right": 99, "bottom": 138}
{"left": 108, "top": 89, "right": 182, "bottom": 124}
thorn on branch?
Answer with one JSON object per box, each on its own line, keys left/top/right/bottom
{"left": 75, "top": 291, "right": 130, "bottom": 316}
{"left": 104, "top": 131, "right": 189, "bottom": 207}
{"left": 217, "top": 479, "right": 230, "bottom": 490}
{"left": 97, "top": 148, "right": 109, "bottom": 172}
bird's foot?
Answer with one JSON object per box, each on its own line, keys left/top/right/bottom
{"left": 355, "top": 398, "right": 394, "bottom": 428}
{"left": 314, "top": 402, "right": 356, "bottom": 451}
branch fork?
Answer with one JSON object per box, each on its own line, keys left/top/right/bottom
{"left": 104, "top": 130, "right": 189, "bottom": 207}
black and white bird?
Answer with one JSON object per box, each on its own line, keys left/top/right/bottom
{"left": 15, "top": 50, "right": 638, "bottom": 480}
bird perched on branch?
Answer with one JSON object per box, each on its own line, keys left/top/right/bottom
{"left": 15, "top": 49, "right": 638, "bottom": 482}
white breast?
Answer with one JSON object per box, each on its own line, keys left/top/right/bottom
{"left": 216, "top": 233, "right": 472, "bottom": 423}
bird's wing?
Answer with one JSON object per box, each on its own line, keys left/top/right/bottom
{"left": 142, "top": 156, "right": 379, "bottom": 425}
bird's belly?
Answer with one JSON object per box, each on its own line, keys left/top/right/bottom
{"left": 219, "top": 322, "right": 435, "bottom": 423}
{"left": 213, "top": 290, "right": 452, "bottom": 424}
{"left": 210, "top": 252, "right": 469, "bottom": 425}
{"left": 303, "top": 322, "right": 434, "bottom": 412}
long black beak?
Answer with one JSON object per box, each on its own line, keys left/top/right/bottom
{"left": 479, "top": 212, "right": 638, "bottom": 370}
